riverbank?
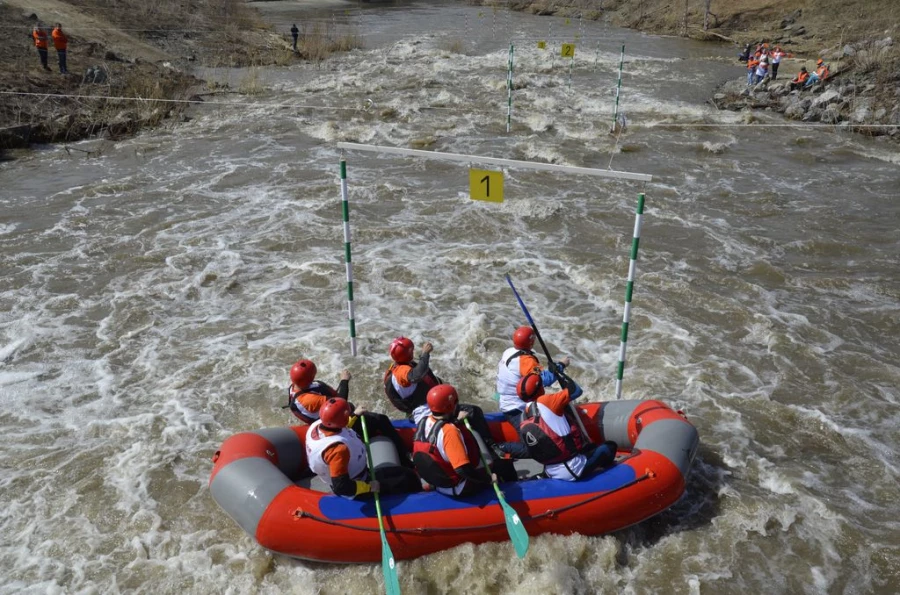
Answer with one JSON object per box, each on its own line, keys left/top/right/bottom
{"left": 473, "top": 0, "right": 900, "bottom": 140}
{"left": 2, "top": 0, "right": 897, "bottom": 152}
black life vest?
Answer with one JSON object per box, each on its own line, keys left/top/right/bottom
{"left": 519, "top": 401, "right": 586, "bottom": 465}
{"left": 286, "top": 381, "right": 339, "bottom": 424}
{"left": 382, "top": 362, "right": 440, "bottom": 413}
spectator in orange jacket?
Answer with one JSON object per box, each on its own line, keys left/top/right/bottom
{"left": 32, "top": 24, "right": 51, "bottom": 71}
{"left": 51, "top": 23, "right": 68, "bottom": 74}
{"left": 747, "top": 52, "right": 761, "bottom": 85}
{"left": 790, "top": 67, "right": 810, "bottom": 91}
{"left": 805, "top": 58, "right": 830, "bottom": 87}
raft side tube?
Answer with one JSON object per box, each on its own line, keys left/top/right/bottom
{"left": 209, "top": 456, "right": 293, "bottom": 537}
{"left": 596, "top": 400, "right": 642, "bottom": 449}
{"left": 634, "top": 417, "right": 699, "bottom": 478}
{"left": 369, "top": 436, "right": 401, "bottom": 469}
{"left": 254, "top": 427, "right": 306, "bottom": 480}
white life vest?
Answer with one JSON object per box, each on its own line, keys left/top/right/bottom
{"left": 496, "top": 347, "right": 537, "bottom": 413}
{"left": 305, "top": 420, "right": 368, "bottom": 488}
{"left": 527, "top": 402, "right": 587, "bottom": 481}
{"left": 772, "top": 50, "right": 784, "bottom": 64}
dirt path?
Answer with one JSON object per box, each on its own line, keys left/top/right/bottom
{"left": 6, "top": 0, "right": 173, "bottom": 63}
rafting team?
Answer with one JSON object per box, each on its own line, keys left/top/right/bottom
{"left": 286, "top": 327, "right": 618, "bottom": 500}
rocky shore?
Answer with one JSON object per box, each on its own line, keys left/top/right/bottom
{"left": 475, "top": 0, "right": 900, "bottom": 143}
{"left": 714, "top": 37, "right": 899, "bottom": 140}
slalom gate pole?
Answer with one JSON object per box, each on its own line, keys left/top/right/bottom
{"left": 615, "top": 193, "right": 644, "bottom": 400}
{"left": 611, "top": 44, "right": 625, "bottom": 133}
{"left": 339, "top": 155, "right": 358, "bottom": 356}
{"left": 507, "top": 44, "right": 514, "bottom": 132}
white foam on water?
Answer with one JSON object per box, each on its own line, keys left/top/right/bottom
{"left": 1, "top": 5, "right": 898, "bottom": 594}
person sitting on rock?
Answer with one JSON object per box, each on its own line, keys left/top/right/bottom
{"left": 790, "top": 67, "right": 810, "bottom": 91}
{"left": 805, "top": 59, "right": 830, "bottom": 87}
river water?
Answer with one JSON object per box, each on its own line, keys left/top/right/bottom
{"left": 1, "top": 1, "right": 898, "bottom": 593}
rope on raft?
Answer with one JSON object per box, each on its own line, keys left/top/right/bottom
{"left": 294, "top": 472, "right": 652, "bottom": 534}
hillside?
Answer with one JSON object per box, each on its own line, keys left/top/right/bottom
{"left": 2, "top": 0, "right": 898, "bottom": 150}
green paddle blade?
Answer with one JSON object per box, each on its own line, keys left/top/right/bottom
{"left": 463, "top": 418, "right": 529, "bottom": 558}
{"left": 381, "top": 531, "right": 401, "bottom": 595}
{"left": 494, "top": 484, "right": 529, "bottom": 558}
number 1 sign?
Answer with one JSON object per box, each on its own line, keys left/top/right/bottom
{"left": 469, "top": 169, "right": 504, "bottom": 203}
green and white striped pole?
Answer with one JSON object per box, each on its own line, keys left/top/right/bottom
{"left": 506, "top": 44, "right": 514, "bottom": 133}
{"left": 611, "top": 44, "right": 625, "bottom": 133}
{"left": 339, "top": 155, "right": 358, "bottom": 356}
{"left": 615, "top": 193, "right": 644, "bottom": 400}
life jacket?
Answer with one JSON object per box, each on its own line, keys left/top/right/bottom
{"left": 412, "top": 417, "right": 480, "bottom": 493}
{"left": 794, "top": 71, "right": 809, "bottom": 84}
{"left": 306, "top": 421, "right": 368, "bottom": 488}
{"left": 519, "top": 400, "right": 586, "bottom": 466}
{"left": 33, "top": 29, "right": 48, "bottom": 49}
{"left": 815, "top": 65, "right": 829, "bottom": 79}
{"left": 383, "top": 362, "right": 439, "bottom": 414}
{"left": 772, "top": 50, "right": 784, "bottom": 63}
{"left": 496, "top": 347, "right": 541, "bottom": 413}
{"left": 286, "top": 381, "right": 339, "bottom": 424}
{"left": 51, "top": 28, "right": 67, "bottom": 50}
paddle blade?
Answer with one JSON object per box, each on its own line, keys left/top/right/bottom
{"left": 381, "top": 533, "right": 401, "bottom": 595}
{"left": 496, "top": 487, "right": 529, "bottom": 558}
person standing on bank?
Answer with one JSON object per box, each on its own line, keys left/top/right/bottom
{"left": 51, "top": 23, "right": 68, "bottom": 74}
{"left": 290, "top": 23, "right": 299, "bottom": 52}
{"left": 32, "top": 24, "right": 51, "bottom": 71}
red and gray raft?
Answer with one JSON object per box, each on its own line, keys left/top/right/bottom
{"left": 209, "top": 399, "right": 699, "bottom": 563}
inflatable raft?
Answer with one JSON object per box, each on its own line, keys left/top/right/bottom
{"left": 209, "top": 399, "right": 699, "bottom": 563}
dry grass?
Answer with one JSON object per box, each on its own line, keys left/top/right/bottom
{"left": 238, "top": 68, "right": 265, "bottom": 95}
{"left": 440, "top": 38, "right": 467, "bottom": 54}
{"left": 298, "top": 23, "right": 364, "bottom": 64}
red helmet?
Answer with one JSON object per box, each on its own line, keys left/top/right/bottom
{"left": 517, "top": 373, "right": 545, "bottom": 401}
{"left": 320, "top": 397, "right": 351, "bottom": 429}
{"left": 427, "top": 384, "right": 459, "bottom": 416}
{"left": 290, "top": 359, "right": 317, "bottom": 387}
{"left": 512, "top": 326, "right": 536, "bottom": 350}
{"left": 389, "top": 336, "right": 415, "bottom": 364}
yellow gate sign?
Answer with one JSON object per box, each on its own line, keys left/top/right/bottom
{"left": 469, "top": 169, "right": 504, "bottom": 203}
{"left": 537, "top": 40, "right": 547, "bottom": 49}
{"left": 561, "top": 43, "right": 576, "bottom": 58}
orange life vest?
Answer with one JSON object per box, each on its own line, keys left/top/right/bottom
{"left": 52, "top": 27, "right": 68, "bottom": 50}
{"left": 33, "top": 29, "right": 48, "bottom": 49}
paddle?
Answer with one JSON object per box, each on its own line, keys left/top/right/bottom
{"left": 463, "top": 418, "right": 529, "bottom": 558}
{"left": 505, "top": 274, "right": 591, "bottom": 440}
{"left": 359, "top": 416, "right": 402, "bottom": 595}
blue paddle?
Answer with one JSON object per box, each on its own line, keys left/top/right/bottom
{"left": 360, "top": 416, "right": 401, "bottom": 595}
{"left": 463, "top": 418, "right": 529, "bottom": 558}
{"left": 505, "top": 274, "right": 592, "bottom": 439}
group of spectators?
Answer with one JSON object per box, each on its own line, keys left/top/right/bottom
{"left": 739, "top": 42, "right": 829, "bottom": 91}
{"left": 31, "top": 22, "right": 68, "bottom": 74}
